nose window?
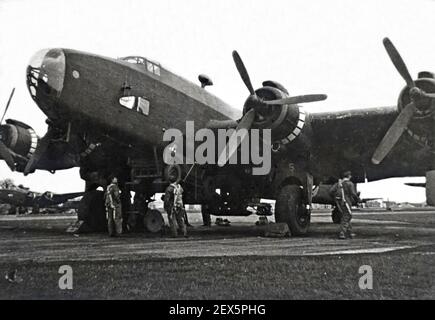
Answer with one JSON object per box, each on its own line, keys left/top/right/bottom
{"left": 119, "top": 96, "right": 150, "bottom": 115}
{"left": 27, "top": 49, "right": 65, "bottom": 99}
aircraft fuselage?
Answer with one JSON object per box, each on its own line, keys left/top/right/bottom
{"left": 27, "top": 49, "right": 241, "bottom": 149}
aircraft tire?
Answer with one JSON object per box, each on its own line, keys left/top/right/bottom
{"left": 275, "top": 184, "right": 310, "bottom": 236}
{"left": 32, "top": 204, "right": 40, "bottom": 214}
{"left": 8, "top": 205, "right": 16, "bottom": 215}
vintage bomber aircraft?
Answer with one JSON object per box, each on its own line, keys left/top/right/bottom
{"left": 0, "top": 37, "right": 434, "bottom": 235}
{"left": 0, "top": 185, "right": 83, "bottom": 214}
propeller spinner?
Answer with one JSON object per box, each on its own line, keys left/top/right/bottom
{"left": 216, "top": 51, "right": 327, "bottom": 166}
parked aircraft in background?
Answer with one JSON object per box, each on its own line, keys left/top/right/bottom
{"left": 0, "top": 185, "right": 82, "bottom": 214}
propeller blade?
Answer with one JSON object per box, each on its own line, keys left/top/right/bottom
{"left": 0, "top": 141, "right": 15, "bottom": 171}
{"left": 372, "top": 102, "right": 416, "bottom": 164}
{"left": 263, "top": 94, "right": 328, "bottom": 105}
{"left": 232, "top": 51, "right": 256, "bottom": 96}
{"left": 421, "top": 92, "right": 435, "bottom": 99}
{"left": 24, "top": 130, "right": 53, "bottom": 175}
{"left": 217, "top": 108, "right": 256, "bottom": 166}
{"left": 383, "top": 38, "right": 415, "bottom": 88}
{"left": 206, "top": 119, "right": 238, "bottom": 129}
{"left": 1, "top": 88, "right": 15, "bottom": 125}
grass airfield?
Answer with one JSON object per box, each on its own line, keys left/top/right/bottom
{"left": 0, "top": 209, "right": 434, "bottom": 299}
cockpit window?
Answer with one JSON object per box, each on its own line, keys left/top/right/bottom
{"left": 119, "top": 96, "right": 150, "bottom": 115}
{"left": 119, "top": 56, "right": 161, "bottom": 76}
{"left": 153, "top": 65, "right": 160, "bottom": 76}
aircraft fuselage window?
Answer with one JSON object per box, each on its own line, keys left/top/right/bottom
{"left": 119, "top": 96, "right": 135, "bottom": 109}
{"left": 153, "top": 65, "right": 160, "bottom": 76}
{"left": 146, "top": 61, "right": 160, "bottom": 76}
{"left": 120, "top": 56, "right": 161, "bottom": 76}
{"left": 119, "top": 96, "right": 150, "bottom": 116}
{"left": 137, "top": 97, "right": 150, "bottom": 115}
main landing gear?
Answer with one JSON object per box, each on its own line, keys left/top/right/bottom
{"left": 76, "top": 189, "right": 107, "bottom": 232}
{"left": 275, "top": 185, "right": 310, "bottom": 236}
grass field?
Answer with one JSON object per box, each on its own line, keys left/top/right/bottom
{"left": 1, "top": 244, "right": 434, "bottom": 299}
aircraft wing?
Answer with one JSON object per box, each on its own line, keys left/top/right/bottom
{"left": 405, "top": 182, "right": 425, "bottom": 188}
{"left": 309, "top": 106, "right": 432, "bottom": 182}
{"left": 360, "top": 197, "right": 383, "bottom": 203}
{"left": 36, "top": 192, "right": 84, "bottom": 207}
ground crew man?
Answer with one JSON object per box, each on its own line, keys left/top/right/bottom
{"left": 183, "top": 207, "right": 193, "bottom": 227}
{"left": 164, "top": 175, "right": 187, "bottom": 237}
{"left": 201, "top": 204, "right": 212, "bottom": 227}
{"left": 105, "top": 176, "right": 123, "bottom": 237}
{"left": 329, "top": 171, "right": 360, "bottom": 239}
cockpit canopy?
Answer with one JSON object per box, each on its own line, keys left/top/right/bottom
{"left": 119, "top": 56, "right": 161, "bottom": 76}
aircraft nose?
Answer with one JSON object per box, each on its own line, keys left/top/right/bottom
{"left": 26, "top": 49, "right": 65, "bottom": 109}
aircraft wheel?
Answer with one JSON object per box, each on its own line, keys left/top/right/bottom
{"left": 32, "top": 204, "right": 40, "bottom": 214}
{"left": 8, "top": 205, "right": 16, "bottom": 215}
{"left": 18, "top": 207, "right": 27, "bottom": 215}
{"left": 275, "top": 185, "right": 310, "bottom": 236}
{"left": 144, "top": 209, "right": 164, "bottom": 233}
{"left": 331, "top": 207, "right": 341, "bottom": 224}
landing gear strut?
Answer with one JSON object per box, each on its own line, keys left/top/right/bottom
{"left": 275, "top": 185, "right": 310, "bottom": 235}
{"left": 77, "top": 189, "right": 107, "bottom": 232}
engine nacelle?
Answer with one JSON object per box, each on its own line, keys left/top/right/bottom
{"left": 42, "top": 191, "right": 54, "bottom": 200}
{"left": 244, "top": 83, "right": 306, "bottom": 148}
{"left": 0, "top": 119, "right": 38, "bottom": 171}
{"left": 26, "top": 191, "right": 35, "bottom": 200}
{"left": 398, "top": 76, "right": 435, "bottom": 147}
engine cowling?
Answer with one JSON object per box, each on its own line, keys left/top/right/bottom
{"left": 42, "top": 191, "right": 54, "bottom": 200}
{"left": 397, "top": 75, "right": 435, "bottom": 206}
{"left": 0, "top": 119, "right": 38, "bottom": 171}
{"left": 244, "top": 83, "right": 306, "bottom": 147}
{"left": 398, "top": 76, "right": 435, "bottom": 147}
{"left": 26, "top": 191, "right": 35, "bottom": 200}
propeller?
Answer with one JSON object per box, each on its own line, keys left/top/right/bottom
{"left": 263, "top": 94, "right": 328, "bottom": 106}
{"left": 0, "top": 140, "right": 15, "bottom": 170}
{"left": 217, "top": 51, "right": 327, "bottom": 166}
{"left": 1, "top": 88, "right": 15, "bottom": 125}
{"left": 24, "top": 128, "right": 54, "bottom": 175}
{"left": 217, "top": 108, "right": 255, "bottom": 166}
{"left": 372, "top": 102, "right": 416, "bottom": 164}
{"left": 372, "top": 38, "right": 435, "bottom": 164}
{"left": 0, "top": 88, "right": 16, "bottom": 170}
{"left": 206, "top": 119, "right": 238, "bottom": 129}
{"left": 383, "top": 38, "right": 414, "bottom": 88}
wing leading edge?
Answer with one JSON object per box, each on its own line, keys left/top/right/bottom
{"left": 308, "top": 106, "right": 429, "bottom": 182}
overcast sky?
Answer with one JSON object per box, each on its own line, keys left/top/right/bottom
{"left": 0, "top": 0, "right": 432, "bottom": 202}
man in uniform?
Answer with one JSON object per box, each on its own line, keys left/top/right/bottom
{"left": 105, "top": 176, "right": 123, "bottom": 237}
{"left": 201, "top": 204, "right": 212, "bottom": 227}
{"left": 164, "top": 175, "right": 187, "bottom": 238}
{"left": 329, "top": 171, "right": 360, "bottom": 239}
